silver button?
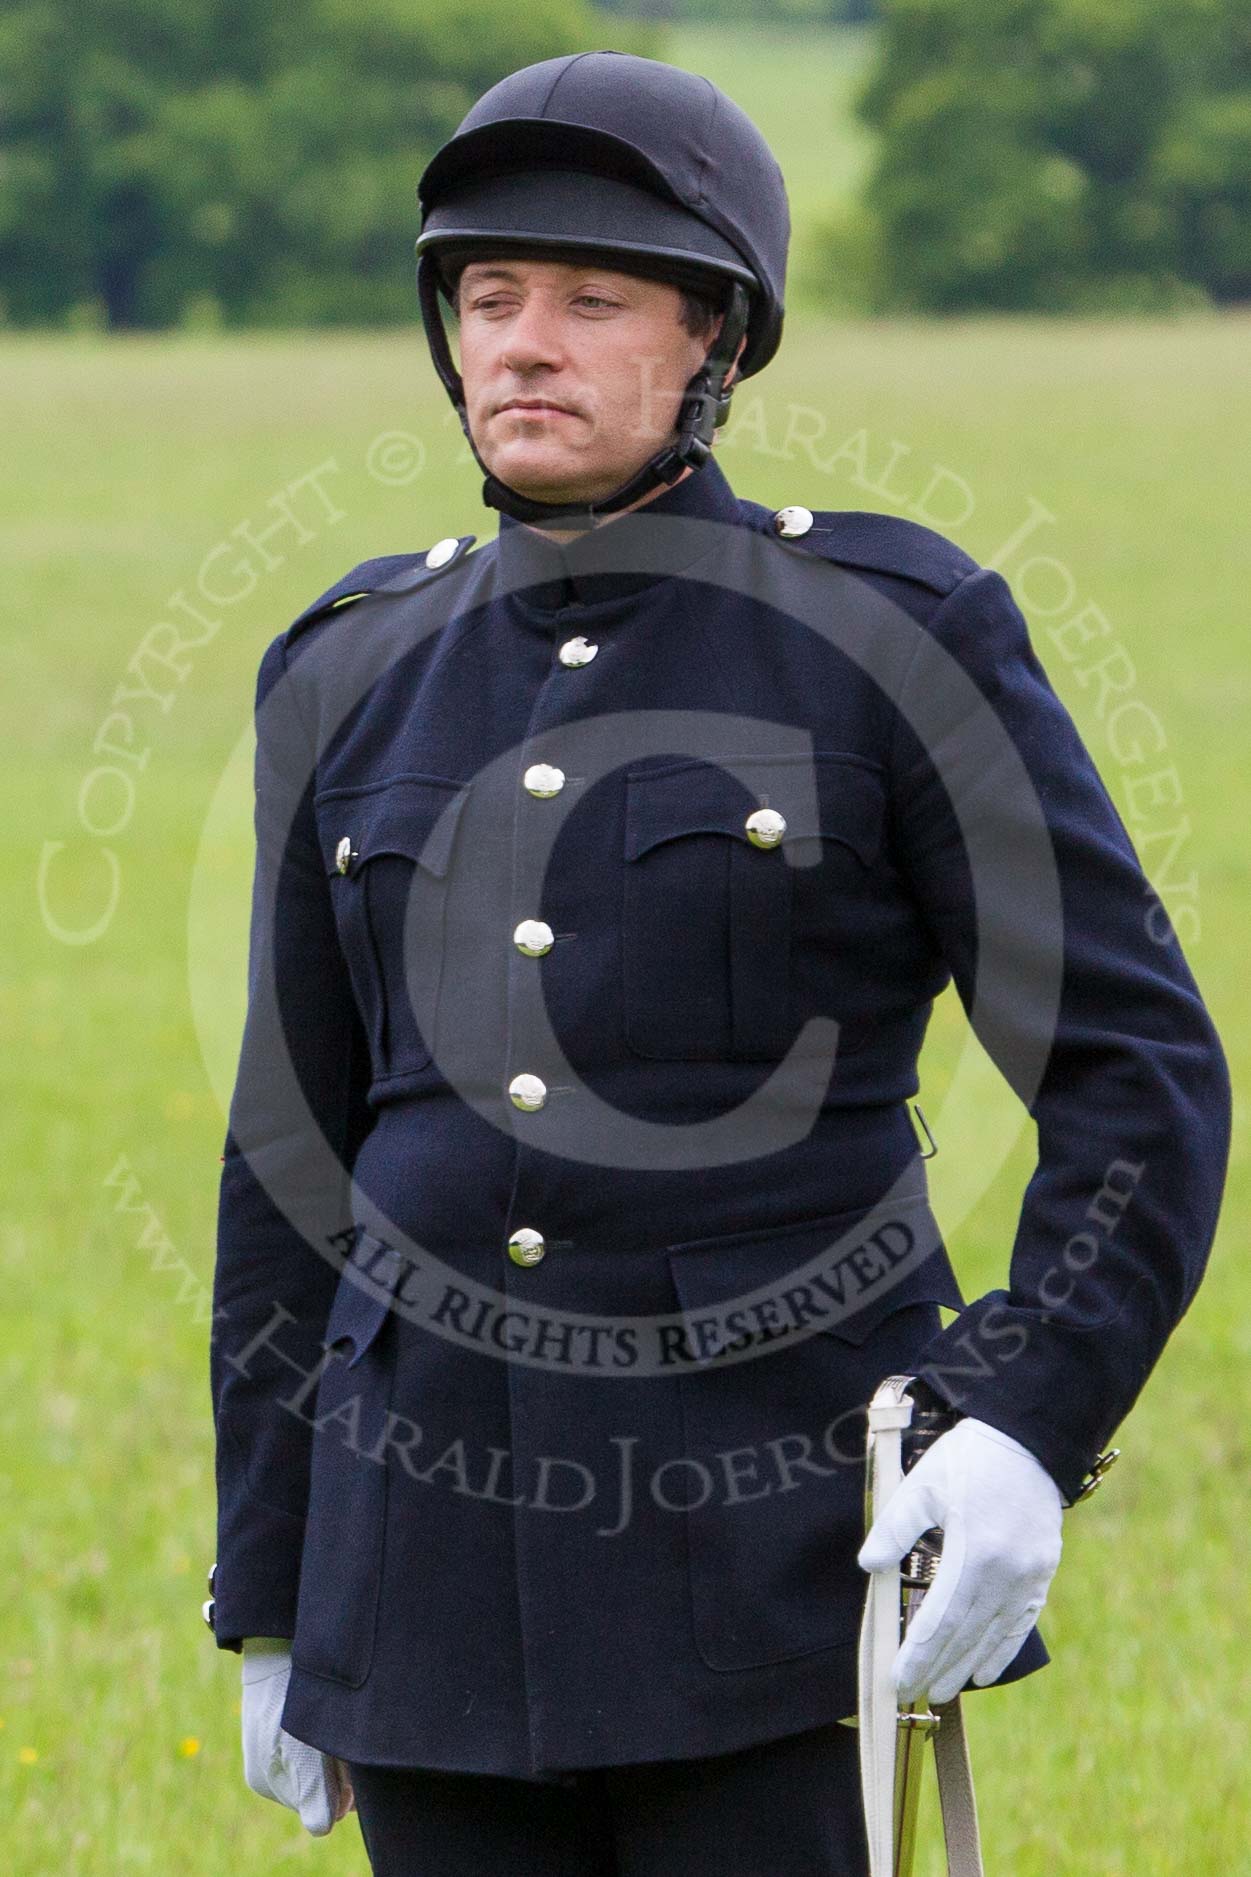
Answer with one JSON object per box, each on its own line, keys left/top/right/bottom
{"left": 207, "top": 1561, "right": 217, "bottom": 1595}
{"left": 514, "top": 919, "right": 555, "bottom": 957}
{"left": 524, "top": 763, "right": 565, "bottom": 798}
{"left": 508, "top": 1227, "right": 546, "bottom": 1266}
{"left": 773, "top": 505, "right": 814, "bottom": 539}
{"left": 335, "top": 836, "right": 357, "bottom": 875}
{"left": 426, "top": 536, "right": 459, "bottom": 569}
{"left": 509, "top": 1073, "right": 548, "bottom": 1112}
{"left": 745, "top": 807, "right": 787, "bottom": 848}
{"left": 558, "top": 636, "right": 598, "bottom": 668}
{"left": 202, "top": 1597, "right": 216, "bottom": 1632}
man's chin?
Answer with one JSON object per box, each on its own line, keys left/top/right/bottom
{"left": 477, "top": 431, "right": 653, "bottom": 503}
{"left": 482, "top": 444, "right": 638, "bottom": 507}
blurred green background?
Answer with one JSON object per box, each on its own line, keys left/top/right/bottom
{"left": 3, "top": 2, "right": 1248, "bottom": 1871}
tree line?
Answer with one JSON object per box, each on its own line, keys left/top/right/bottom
{"left": 1, "top": 0, "right": 1245, "bottom": 327}
{"left": 0, "top": 0, "right": 653, "bottom": 330}
{"left": 838, "top": 0, "right": 1251, "bottom": 312}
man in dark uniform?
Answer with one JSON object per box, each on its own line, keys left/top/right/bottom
{"left": 205, "top": 52, "right": 1231, "bottom": 1874}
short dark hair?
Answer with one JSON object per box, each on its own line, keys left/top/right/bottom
{"left": 675, "top": 281, "right": 727, "bottom": 342}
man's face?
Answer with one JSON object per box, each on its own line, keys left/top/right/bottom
{"left": 454, "top": 256, "right": 721, "bottom": 505}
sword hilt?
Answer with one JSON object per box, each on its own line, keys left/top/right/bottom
{"left": 899, "top": 1384, "right": 961, "bottom": 1633}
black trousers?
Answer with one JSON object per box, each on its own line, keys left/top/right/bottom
{"left": 345, "top": 1719, "right": 870, "bottom": 1876}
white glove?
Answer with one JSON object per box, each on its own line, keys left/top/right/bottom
{"left": 240, "top": 1639, "right": 355, "bottom": 1835}
{"left": 857, "top": 1416, "right": 1064, "bottom": 1706}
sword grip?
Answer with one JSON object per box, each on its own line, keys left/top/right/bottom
{"left": 899, "top": 1386, "right": 961, "bottom": 1634}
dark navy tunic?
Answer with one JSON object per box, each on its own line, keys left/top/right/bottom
{"left": 209, "top": 454, "right": 1230, "bottom": 1779}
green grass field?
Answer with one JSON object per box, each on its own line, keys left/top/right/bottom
{"left": 4, "top": 22, "right": 1250, "bottom": 1875}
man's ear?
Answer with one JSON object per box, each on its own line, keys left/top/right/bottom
{"left": 710, "top": 333, "right": 748, "bottom": 452}
{"left": 700, "top": 302, "right": 746, "bottom": 387}
{"left": 724, "top": 333, "right": 748, "bottom": 391}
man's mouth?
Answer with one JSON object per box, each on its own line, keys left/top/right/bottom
{"left": 496, "top": 399, "right": 581, "bottom": 419}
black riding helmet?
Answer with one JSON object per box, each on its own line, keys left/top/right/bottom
{"left": 414, "top": 50, "right": 790, "bottom": 527}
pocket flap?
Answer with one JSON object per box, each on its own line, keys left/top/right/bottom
{"left": 624, "top": 754, "right": 884, "bottom": 865}
{"left": 315, "top": 774, "right": 470, "bottom": 877}
{"left": 666, "top": 1191, "right": 965, "bottom": 1360}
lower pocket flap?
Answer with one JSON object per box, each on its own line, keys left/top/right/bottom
{"left": 666, "top": 1192, "right": 966, "bottom": 1361}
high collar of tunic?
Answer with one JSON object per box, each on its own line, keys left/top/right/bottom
{"left": 492, "top": 453, "right": 743, "bottom": 616}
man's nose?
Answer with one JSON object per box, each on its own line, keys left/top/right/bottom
{"left": 498, "top": 297, "right": 563, "bottom": 372}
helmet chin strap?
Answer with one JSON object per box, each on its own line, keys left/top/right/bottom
{"left": 416, "top": 255, "right": 750, "bottom": 530}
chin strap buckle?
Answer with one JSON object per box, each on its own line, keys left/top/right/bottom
{"left": 671, "top": 284, "right": 750, "bottom": 468}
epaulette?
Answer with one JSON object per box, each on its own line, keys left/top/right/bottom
{"left": 284, "top": 535, "right": 476, "bottom": 646}
{"left": 767, "top": 504, "right": 980, "bottom": 598}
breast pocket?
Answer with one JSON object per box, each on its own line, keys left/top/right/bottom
{"left": 664, "top": 1193, "right": 966, "bottom": 1671}
{"left": 314, "top": 774, "right": 470, "bottom": 1083}
{"left": 621, "top": 753, "right": 886, "bottom": 1061}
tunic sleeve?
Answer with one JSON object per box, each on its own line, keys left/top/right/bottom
{"left": 209, "top": 631, "right": 374, "bottom": 1648}
{"left": 888, "top": 565, "right": 1231, "bottom": 1506}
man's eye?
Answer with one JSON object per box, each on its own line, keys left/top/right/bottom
{"left": 575, "top": 295, "right": 618, "bottom": 310}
